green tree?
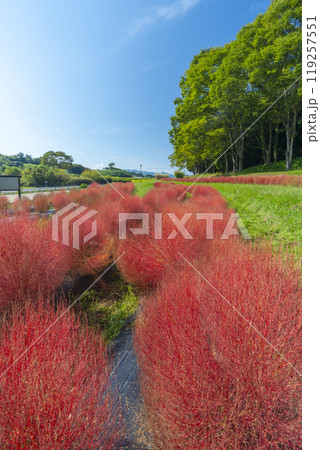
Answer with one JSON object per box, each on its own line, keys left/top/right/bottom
{"left": 81, "top": 169, "right": 103, "bottom": 183}
{"left": 41, "top": 151, "right": 73, "bottom": 170}
{"left": 245, "top": 0, "right": 302, "bottom": 169}
{"left": 168, "top": 0, "right": 302, "bottom": 173}
{"left": 4, "top": 166, "right": 21, "bottom": 176}
{"left": 23, "top": 165, "right": 47, "bottom": 186}
{"left": 169, "top": 47, "right": 227, "bottom": 174}
{"left": 69, "top": 163, "right": 86, "bottom": 175}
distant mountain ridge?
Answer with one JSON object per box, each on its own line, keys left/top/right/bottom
{"left": 125, "top": 169, "right": 174, "bottom": 178}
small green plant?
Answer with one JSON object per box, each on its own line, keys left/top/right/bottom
{"left": 104, "top": 286, "right": 139, "bottom": 340}
{"left": 79, "top": 183, "right": 88, "bottom": 189}
{"left": 79, "top": 286, "right": 139, "bottom": 341}
{"left": 174, "top": 170, "right": 185, "bottom": 178}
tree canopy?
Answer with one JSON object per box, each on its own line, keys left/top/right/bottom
{"left": 41, "top": 151, "right": 74, "bottom": 170}
{"left": 169, "top": 0, "right": 302, "bottom": 174}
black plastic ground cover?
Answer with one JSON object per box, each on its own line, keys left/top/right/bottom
{"left": 56, "top": 274, "right": 152, "bottom": 448}
{"left": 109, "top": 326, "right": 152, "bottom": 449}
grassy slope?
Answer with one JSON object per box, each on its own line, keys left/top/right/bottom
{"left": 132, "top": 179, "right": 301, "bottom": 251}
{"left": 133, "top": 179, "right": 155, "bottom": 196}
{"left": 213, "top": 184, "right": 301, "bottom": 249}
{"left": 181, "top": 182, "right": 302, "bottom": 252}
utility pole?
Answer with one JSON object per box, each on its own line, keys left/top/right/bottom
{"left": 140, "top": 164, "right": 142, "bottom": 182}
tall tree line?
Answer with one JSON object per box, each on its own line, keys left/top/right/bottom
{"left": 169, "top": 0, "right": 302, "bottom": 174}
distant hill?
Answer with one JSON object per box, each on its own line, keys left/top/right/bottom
{"left": 125, "top": 169, "right": 174, "bottom": 178}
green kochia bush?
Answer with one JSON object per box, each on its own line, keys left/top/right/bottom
{"left": 174, "top": 170, "right": 185, "bottom": 178}
{"left": 155, "top": 173, "right": 168, "bottom": 180}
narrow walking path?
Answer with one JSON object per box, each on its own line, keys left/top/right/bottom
{"left": 109, "top": 327, "right": 152, "bottom": 449}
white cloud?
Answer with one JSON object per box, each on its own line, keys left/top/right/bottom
{"left": 111, "top": 0, "right": 202, "bottom": 53}
{"left": 129, "top": 0, "right": 201, "bottom": 37}
{"left": 94, "top": 162, "right": 106, "bottom": 169}
{"left": 150, "top": 168, "right": 174, "bottom": 174}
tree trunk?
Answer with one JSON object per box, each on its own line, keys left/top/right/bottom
{"left": 285, "top": 109, "right": 298, "bottom": 170}
{"left": 238, "top": 141, "right": 244, "bottom": 172}
{"left": 273, "top": 126, "right": 279, "bottom": 163}
{"left": 224, "top": 154, "right": 228, "bottom": 174}
{"left": 237, "top": 120, "right": 244, "bottom": 172}
{"left": 231, "top": 148, "right": 236, "bottom": 173}
{"left": 266, "top": 122, "right": 272, "bottom": 165}
{"left": 235, "top": 138, "right": 244, "bottom": 172}
{"left": 260, "top": 122, "right": 267, "bottom": 164}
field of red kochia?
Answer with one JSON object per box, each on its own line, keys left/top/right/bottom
{"left": 0, "top": 299, "right": 121, "bottom": 448}
{"left": 0, "top": 181, "right": 301, "bottom": 447}
{"left": 167, "top": 173, "right": 302, "bottom": 186}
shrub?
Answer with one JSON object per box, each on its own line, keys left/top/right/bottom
{"left": 0, "top": 299, "right": 122, "bottom": 448}
{"left": 11, "top": 198, "right": 21, "bottom": 212}
{"left": 69, "top": 218, "right": 114, "bottom": 276}
{"left": 51, "top": 190, "right": 70, "bottom": 210}
{"left": 135, "top": 242, "right": 302, "bottom": 448}
{"left": 32, "top": 193, "right": 50, "bottom": 212}
{"left": 0, "top": 216, "right": 72, "bottom": 310}
{"left": 0, "top": 196, "right": 9, "bottom": 214}
{"left": 153, "top": 182, "right": 175, "bottom": 188}
{"left": 143, "top": 185, "right": 185, "bottom": 212}
{"left": 11, "top": 197, "right": 33, "bottom": 215}
{"left": 72, "top": 176, "right": 95, "bottom": 186}
{"left": 117, "top": 201, "right": 211, "bottom": 288}
{"left": 21, "top": 196, "right": 32, "bottom": 213}
{"left": 79, "top": 183, "right": 88, "bottom": 189}
{"left": 117, "top": 185, "right": 234, "bottom": 287}
{"left": 99, "top": 194, "right": 147, "bottom": 238}
{"left": 155, "top": 173, "right": 168, "bottom": 180}
{"left": 176, "top": 174, "right": 302, "bottom": 187}
{"left": 174, "top": 170, "right": 185, "bottom": 178}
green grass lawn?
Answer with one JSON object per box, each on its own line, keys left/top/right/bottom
{"left": 133, "top": 179, "right": 155, "bottom": 196}
{"left": 132, "top": 178, "right": 301, "bottom": 254}
{"left": 177, "top": 181, "right": 302, "bottom": 254}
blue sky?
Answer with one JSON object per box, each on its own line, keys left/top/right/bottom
{"left": 0, "top": 0, "right": 271, "bottom": 173}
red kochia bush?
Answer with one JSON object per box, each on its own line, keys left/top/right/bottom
{"left": 117, "top": 186, "right": 233, "bottom": 287}
{"left": 116, "top": 200, "right": 212, "bottom": 288}
{"left": 135, "top": 241, "right": 301, "bottom": 448}
{"left": 11, "top": 196, "right": 33, "bottom": 214}
{"left": 51, "top": 190, "right": 70, "bottom": 210}
{"left": 0, "top": 196, "right": 9, "bottom": 214}
{"left": 0, "top": 299, "right": 122, "bottom": 448}
{"left": 68, "top": 213, "right": 114, "bottom": 276}
{"left": 175, "top": 174, "right": 302, "bottom": 187}
{"left": 0, "top": 216, "right": 72, "bottom": 310}
{"left": 32, "top": 193, "right": 50, "bottom": 212}
{"left": 143, "top": 185, "right": 185, "bottom": 211}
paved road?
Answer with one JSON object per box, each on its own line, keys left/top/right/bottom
{"left": 3, "top": 189, "right": 73, "bottom": 202}
{"left": 0, "top": 185, "right": 78, "bottom": 201}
